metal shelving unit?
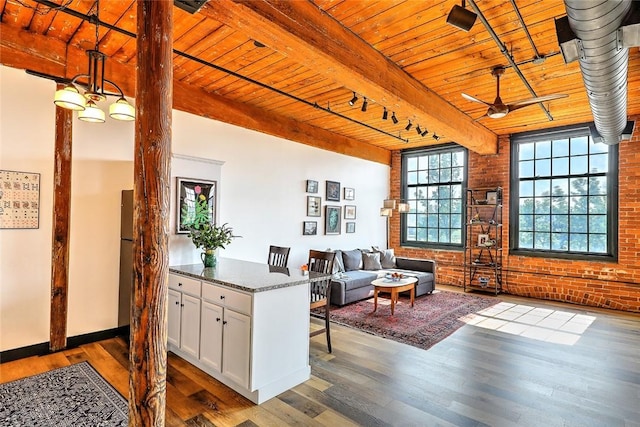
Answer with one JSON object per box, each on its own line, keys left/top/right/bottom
{"left": 464, "top": 187, "right": 503, "bottom": 295}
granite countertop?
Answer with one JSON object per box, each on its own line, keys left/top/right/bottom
{"left": 169, "top": 258, "right": 326, "bottom": 293}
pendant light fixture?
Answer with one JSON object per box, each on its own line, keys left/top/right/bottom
{"left": 53, "top": 0, "right": 135, "bottom": 123}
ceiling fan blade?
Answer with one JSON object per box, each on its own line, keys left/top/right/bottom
{"left": 462, "top": 93, "right": 491, "bottom": 106}
{"left": 508, "top": 94, "right": 568, "bottom": 111}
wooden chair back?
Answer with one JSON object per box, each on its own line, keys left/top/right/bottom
{"left": 268, "top": 245, "right": 290, "bottom": 268}
{"left": 308, "top": 250, "right": 335, "bottom": 352}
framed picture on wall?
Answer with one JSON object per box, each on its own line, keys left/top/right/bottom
{"left": 306, "top": 180, "right": 318, "bottom": 193}
{"left": 344, "top": 205, "right": 356, "bottom": 219}
{"left": 346, "top": 222, "right": 355, "bottom": 233}
{"left": 303, "top": 221, "right": 317, "bottom": 235}
{"left": 325, "top": 205, "right": 341, "bottom": 235}
{"left": 176, "top": 177, "right": 216, "bottom": 234}
{"left": 326, "top": 180, "right": 341, "bottom": 202}
{"left": 307, "top": 196, "right": 321, "bottom": 217}
{"left": 344, "top": 187, "right": 355, "bottom": 200}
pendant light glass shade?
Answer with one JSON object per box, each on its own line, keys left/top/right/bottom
{"left": 398, "top": 202, "right": 410, "bottom": 213}
{"left": 78, "top": 100, "right": 106, "bottom": 123}
{"left": 380, "top": 208, "right": 393, "bottom": 217}
{"left": 109, "top": 98, "right": 135, "bottom": 121}
{"left": 54, "top": 86, "right": 86, "bottom": 111}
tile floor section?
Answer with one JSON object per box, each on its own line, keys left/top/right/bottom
{"left": 463, "top": 302, "right": 596, "bottom": 345}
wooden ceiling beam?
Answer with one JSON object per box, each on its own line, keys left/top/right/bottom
{"left": 0, "top": 22, "right": 390, "bottom": 165}
{"left": 200, "top": 0, "right": 498, "bottom": 155}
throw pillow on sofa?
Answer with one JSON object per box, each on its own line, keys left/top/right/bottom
{"left": 342, "top": 249, "right": 363, "bottom": 271}
{"left": 372, "top": 246, "right": 396, "bottom": 269}
{"left": 362, "top": 251, "right": 382, "bottom": 270}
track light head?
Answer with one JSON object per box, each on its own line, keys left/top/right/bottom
{"left": 361, "top": 97, "right": 368, "bottom": 112}
{"left": 349, "top": 92, "right": 358, "bottom": 106}
{"left": 416, "top": 125, "right": 422, "bottom": 135}
{"left": 405, "top": 120, "right": 413, "bottom": 131}
{"left": 421, "top": 128, "right": 429, "bottom": 137}
{"left": 433, "top": 133, "right": 441, "bottom": 141}
{"left": 382, "top": 107, "right": 388, "bottom": 120}
{"left": 391, "top": 112, "right": 398, "bottom": 124}
{"left": 446, "top": 1, "right": 477, "bottom": 32}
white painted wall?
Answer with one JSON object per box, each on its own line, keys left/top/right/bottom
{"left": 0, "top": 65, "right": 389, "bottom": 352}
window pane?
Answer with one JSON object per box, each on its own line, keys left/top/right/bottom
{"left": 589, "top": 215, "right": 607, "bottom": 233}
{"left": 569, "top": 233, "right": 588, "bottom": 251}
{"left": 551, "top": 233, "right": 569, "bottom": 251}
{"left": 407, "top": 157, "right": 418, "bottom": 170}
{"left": 534, "top": 197, "right": 550, "bottom": 213}
{"left": 417, "top": 228, "right": 428, "bottom": 242}
{"left": 520, "top": 215, "right": 533, "bottom": 231}
{"left": 570, "top": 178, "right": 588, "bottom": 195}
{"left": 520, "top": 181, "right": 534, "bottom": 197}
{"left": 590, "top": 139, "right": 608, "bottom": 154}
{"left": 551, "top": 197, "right": 569, "bottom": 214}
{"left": 520, "top": 142, "right": 535, "bottom": 160}
{"left": 451, "top": 167, "right": 464, "bottom": 181}
{"left": 407, "top": 171, "right": 418, "bottom": 185}
{"left": 552, "top": 139, "right": 569, "bottom": 157}
{"left": 551, "top": 178, "right": 569, "bottom": 196}
{"left": 520, "top": 198, "right": 534, "bottom": 214}
{"left": 452, "top": 151, "right": 464, "bottom": 166}
{"left": 520, "top": 232, "right": 534, "bottom": 248}
{"left": 427, "top": 229, "right": 438, "bottom": 242}
{"left": 417, "top": 155, "right": 429, "bottom": 169}
{"left": 571, "top": 136, "right": 588, "bottom": 155}
{"left": 590, "top": 153, "right": 608, "bottom": 173}
{"left": 417, "top": 214, "right": 427, "bottom": 227}
{"left": 589, "top": 177, "right": 607, "bottom": 195}
{"left": 536, "top": 141, "right": 551, "bottom": 158}
{"left": 428, "top": 214, "right": 438, "bottom": 227}
{"left": 570, "top": 215, "right": 587, "bottom": 232}
{"left": 535, "top": 214, "right": 551, "bottom": 231}
{"left": 439, "top": 229, "right": 450, "bottom": 242}
{"left": 429, "top": 155, "right": 439, "bottom": 168}
{"left": 552, "top": 157, "right": 569, "bottom": 176}
{"left": 418, "top": 171, "right": 428, "bottom": 184}
{"left": 589, "top": 196, "right": 607, "bottom": 214}
{"left": 570, "top": 155, "right": 588, "bottom": 174}
{"left": 535, "top": 179, "right": 550, "bottom": 196}
{"left": 535, "top": 159, "right": 551, "bottom": 177}
{"left": 534, "top": 232, "right": 550, "bottom": 249}
{"left": 441, "top": 152, "right": 452, "bottom": 167}
{"left": 407, "top": 214, "right": 416, "bottom": 227}
{"left": 570, "top": 196, "right": 588, "bottom": 214}
{"left": 552, "top": 214, "right": 568, "bottom": 231}
{"left": 589, "top": 234, "right": 607, "bottom": 253}
{"left": 407, "top": 227, "right": 416, "bottom": 240}
{"left": 520, "top": 160, "right": 534, "bottom": 178}
{"left": 428, "top": 169, "right": 439, "bottom": 183}
{"left": 440, "top": 168, "right": 451, "bottom": 182}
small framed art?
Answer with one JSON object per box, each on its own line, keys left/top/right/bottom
{"left": 346, "top": 222, "right": 355, "bottom": 233}
{"left": 478, "top": 233, "right": 489, "bottom": 247}
{"left": 307, "top": 196, "right": 321, "bottom": 217}
{"left": 306, "top": 179, "right": 318, "bottom": 193}
{"left": 344, "top": 187, "right": 355, "bottom": 200}
{"left": 326, "top": 180, "right": 340, "bottom": 202}
{"left": 176, "top": 177, "right": 216, "bottom": 234}
{"left": 344, "top": 205, "right": 356, "bottom": 219}
{"left": 486, "top": 190, "right": 498, "bottom": 204}
{"left": 325, "top": 205, "right": 341, "bottom": 235}
{"left": 303, "top": 221, "right": 317, "bottom": 235}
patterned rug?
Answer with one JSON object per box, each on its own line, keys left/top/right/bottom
{"left": 0, "top": 361, "right": 127, "bottom": 427}
{"left": 319, "top": 290, "right": 499, "bottom": 351}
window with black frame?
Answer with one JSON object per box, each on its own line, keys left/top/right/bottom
{"left": 401, "top": 145, "right": 467, "bottom": 248}
{"left": 511, "top": 124, "right": 618, "bottom": 259}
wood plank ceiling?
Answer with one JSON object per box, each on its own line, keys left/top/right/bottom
{"left": 2, "top": 0, "right": 639, "bottom": 164}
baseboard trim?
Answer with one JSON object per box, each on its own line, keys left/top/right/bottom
{"left": 1, "top": 326, "right": 130, "bottom": 363}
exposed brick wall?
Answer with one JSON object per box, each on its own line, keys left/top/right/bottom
{"left": 390, "top": 116, "right": 640, "bottom": 313}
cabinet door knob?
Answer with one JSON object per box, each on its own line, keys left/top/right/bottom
{"left": 223, "top": 320, "right": 228, "bottom": 325}
{"left": 175, "top": 301, "right": 179, "bottom": 305}
{"left": 216, "top": 317, "right": 221, "bottom": 322}
{"left": 178, "top": 282, "right": 182, "bottom": 287}
{"left": 220, "top": 295, "right": 225, "bottom": 300}
{"left": 180, "top": 303, "right": 184, "bottom": 307}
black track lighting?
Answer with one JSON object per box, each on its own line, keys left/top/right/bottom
{"left": 446, "top": 0, "right": 477, "bottom": 32}
{"left": 405, "top": 120, "right": 413, "bottom": 131}
{"left": 349, "top": 92, "right": 358, "bottom": 106}
{"left": 361, "top": 97, "right": 368, "bottom": 112}
{"left": 421, "top": 128, "right": 429, "bottom": 137}
{"left": 416, "top": 125, "right": 422, "bottom": 135}
{"left": 382, "top": 107, "right": 388, "bottom": 120}
{"left": 433, "top": 133, "right": 441, "bottom": 141}
{"left": 391, "top": 112, "right": 398, "bottom": 124}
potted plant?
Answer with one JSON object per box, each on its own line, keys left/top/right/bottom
{"left": 181, "top": 192, "right": 238, "bottom": 268}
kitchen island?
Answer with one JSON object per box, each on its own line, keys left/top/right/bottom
{"left": 169, "top": 258, "right": 319, "bottom": 404}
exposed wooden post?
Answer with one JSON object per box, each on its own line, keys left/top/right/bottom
{"left": 50, "top": 87, "right": 73, "bottom": 352}
{"left": 129, "top": 1, "right": 173, "bottom": 425}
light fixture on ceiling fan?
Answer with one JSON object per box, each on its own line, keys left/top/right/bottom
{"left": 53, "top": 0, "right": 135, "bottom": 123}
{"left": 461, "top": 66, "right": 567, "bottom": 119}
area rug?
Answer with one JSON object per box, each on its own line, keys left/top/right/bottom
{"left": 0, "top": 361, "right": 127, "bottom": 427}
{"left": 318, "top": 290, "right": 499, "bottom": 351}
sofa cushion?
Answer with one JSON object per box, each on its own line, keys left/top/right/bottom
{"left": 342, "top": 249, "right": 363, "bottom": 271}
{"left": 376, "top": 248, "right": 396, "bottom": 269}
{"left": 332, "top": 270, "right": 378, "bottom": 291}
{"left": 362, "top": 252, "right": 382, "bottom": 270}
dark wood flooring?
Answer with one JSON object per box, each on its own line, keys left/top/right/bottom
{"left": 1, "top": 286, "right": 639, "bottom": 426}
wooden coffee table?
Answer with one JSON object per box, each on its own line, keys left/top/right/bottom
{"left": 371, "top": 276, "right": 418, "bottom": 315}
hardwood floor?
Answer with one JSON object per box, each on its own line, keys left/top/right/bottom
{"left": 1, "top": 286, "right": 639, "bottom": 426}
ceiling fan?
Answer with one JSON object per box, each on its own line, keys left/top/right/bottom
{"left": 462, "top": 66, "right": 568, "bottom": 119}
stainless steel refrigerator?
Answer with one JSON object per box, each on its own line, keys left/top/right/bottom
{"left": 118, "top": 190, "right": 133, "bottom": 327}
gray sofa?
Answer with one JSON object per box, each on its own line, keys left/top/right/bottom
{"left": 328, "top": 248, "right": 436, "bottom": 306}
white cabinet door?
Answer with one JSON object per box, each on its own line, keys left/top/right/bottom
{"left": 168, "top": 289, "right": 181, "bottom": 348}
{"left": 222, "top": 309, "right": 251, "bottom": 388}
{"left": 180, "top": 293, "right": 201, "bottom": 359}
{"left": 200, "top": 301, "right": 223, "bottom": 372}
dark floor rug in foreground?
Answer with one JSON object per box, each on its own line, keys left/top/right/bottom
{"left": 0, "top": 361, "right": 127, "bottom": 427}
{"left": 320, "top": 290, "right": 500, "bottom": 351}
